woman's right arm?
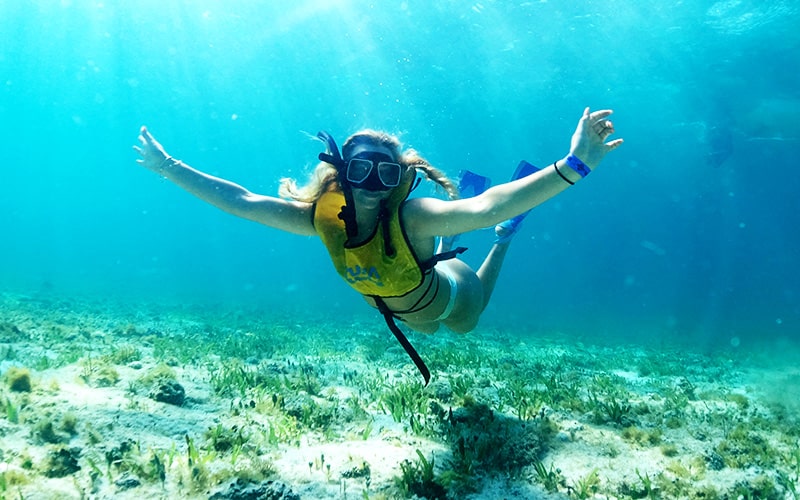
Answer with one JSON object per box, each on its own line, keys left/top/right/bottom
{"left": 134, "top": 126, "right": 316, "bottom": 236}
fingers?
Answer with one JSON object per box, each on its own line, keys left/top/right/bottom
{"left": 588, "top": 110, "right": 616, "bottom": 141}
{"left": 594, "top": 120, "right": 614, "bottom": 133}
{"left": 581, "top": 108, "right": 616, "bottom": 135}
{"left": 134, "top": 139, "right": 147, "bottom": 158}
{"left": 135, "top": 126, "right": 152, "bottom": 159}
{"left": 589, "top": 109, "right": 613, "bottom": 121}
{"left": 139, "top": 126, "right": 152, "bottom": 145}
{"left": 606, "top": 138, "right": 624, "bottom": 151}
{"left": 577, "top": 108, "right": 623, "bottom": 159}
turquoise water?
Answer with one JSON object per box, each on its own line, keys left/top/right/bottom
{"left": 1, "top": 1, "right": 798, "bottom": 348}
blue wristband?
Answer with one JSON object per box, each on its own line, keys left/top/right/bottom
{"left": 565, "top": 155, "right": 591, "bottom": 178}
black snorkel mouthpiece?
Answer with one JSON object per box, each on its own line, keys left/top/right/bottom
{"left": 317, "top": 130, "right": 346, "bottom": 170}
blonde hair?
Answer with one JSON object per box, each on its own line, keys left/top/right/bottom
{"left": 278, "top": 129, "right": 459, "bottom": 203}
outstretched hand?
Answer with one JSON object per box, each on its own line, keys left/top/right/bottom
{"left": 569, "top": 107, "right": 624, "bottom": 170}
{"left": 133, "top": 126, "right": 171, "bottom": 174}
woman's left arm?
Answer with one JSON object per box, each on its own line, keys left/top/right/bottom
{"left": 406, "top": 107, "right": 624, "bottom": 238}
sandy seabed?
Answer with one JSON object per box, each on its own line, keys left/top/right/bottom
{"left": 0, "top": 291, "right": 798, "bottom": 500}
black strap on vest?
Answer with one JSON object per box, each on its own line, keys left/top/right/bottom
{"left": 421, "top": 246, "right": 466, "bottom": 271}
{"left": 374, "top": 296, "right": 431, "bottom": 386}
{"left": 371, "top": 245, "right": 467, "bottom": 386}
{"left": 378, "top": 200, "right": 396, "bottom": 257}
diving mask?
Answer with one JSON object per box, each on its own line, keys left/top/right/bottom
{"left": 345, "top": 151, "right": 403, "bottom": 191}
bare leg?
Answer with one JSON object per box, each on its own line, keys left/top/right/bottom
{"left": 434, "top": 225, "right": 517, "bottom": 332}
{"left": 476, "top": 239, "right": 511, "bottom": 311}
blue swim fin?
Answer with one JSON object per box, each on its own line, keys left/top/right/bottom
{"left": 457, "top": 169, "right": 491, "bottom": 198}
{"left": 513, "top": 159, "right": 541, "bottom": 180}
{"left": 495, "top": 160, "right": 541, "bottom": 244}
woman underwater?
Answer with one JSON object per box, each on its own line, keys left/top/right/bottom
{"left": 135, "top": 107, "right": 623, "bottom": 382}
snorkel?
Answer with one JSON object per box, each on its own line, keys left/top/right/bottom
{"left": 317, "top": 130, "right": 359, "bottom": 241}
{"left": 316, "top": 130, "right": 346, "bottom": 171}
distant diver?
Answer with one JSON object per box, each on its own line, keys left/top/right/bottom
{"left": 134, "top": 108, "right": 623, "bottom": 384}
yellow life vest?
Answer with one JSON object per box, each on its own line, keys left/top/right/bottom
{"left": 313, "top": 177, "right": 424, "bottom": 298}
